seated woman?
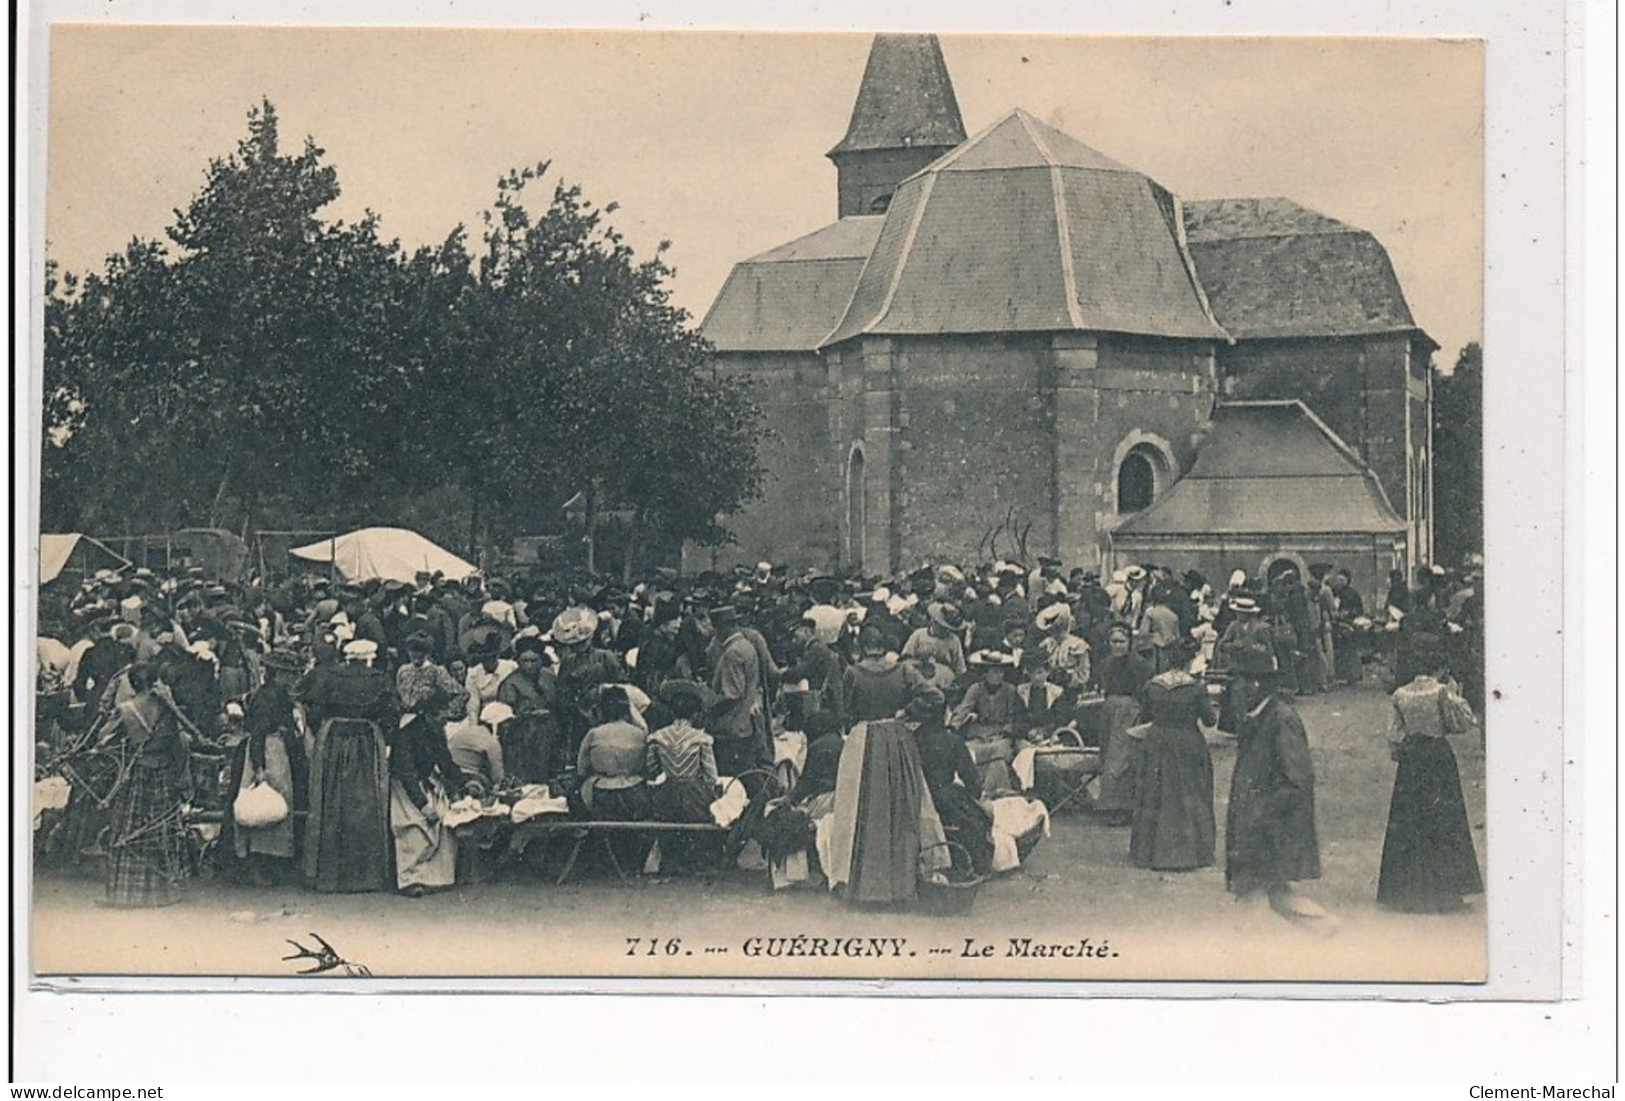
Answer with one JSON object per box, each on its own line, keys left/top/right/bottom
{"left": 908, "top": 684, "right": 993, "bottom": 875}
{"left": 644, "top": 680, "right": 719, "bottom": 823}
{"left": 948, "top": 650, "right": 1024, "bottom": 793}
{"left": 446, "top": 706, "right": 507, "bottom": 795}
{"left": 1015, "top": 651, "right": 1072, "bottom": 741}
{"left": 388, "top": 711, "right": 470, "bottom": 897}
{"left": 576, "top": 686, "right": 650, "bottom": 822}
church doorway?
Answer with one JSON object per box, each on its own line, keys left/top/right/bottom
{"left": 846, "top": 445, "right": 867, "bottom": 572}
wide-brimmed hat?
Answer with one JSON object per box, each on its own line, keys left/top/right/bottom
{"left": 549, "top": 607, "right": 598, "bottom": 646}
{"left": 342, "top": 639, "right": 379, "bottom": 662}
{"left": 1229, "top": 596, "right": 1261, "bottom": 615}
{"left": 968, "top": 649, "right": 1018, "bottom": 669}
{"left": 926, "top": 601, "right": 963, "bottom": 631}
{"left": 1033, "top": 602, "right": 1073, "bottom": 632}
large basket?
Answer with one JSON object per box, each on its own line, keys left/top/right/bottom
{"left": 1033, "top": 727, "right": 1100, "bottom": 778}
{"left": 916, "top": 841, "right": 983, "bottom": 916}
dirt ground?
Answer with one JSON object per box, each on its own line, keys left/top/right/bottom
{"left": 30, "top": 683, "right": 1487, "bottom": 984}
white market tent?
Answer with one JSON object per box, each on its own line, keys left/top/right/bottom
{"left": 289, "top": 527, "right": 477, "bottom": 584}
{"left": 39, "top": 533, "right": 131, "bottom": 585}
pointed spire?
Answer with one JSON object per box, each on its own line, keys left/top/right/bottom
{"left": 827, "top": 34, "right": 967, "bottom": 217}
{"left": 829, "top": 34, "right": 966, "bottom": 156}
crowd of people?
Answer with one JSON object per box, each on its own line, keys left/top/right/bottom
{"left": 34, "top": 550, "right": 1485, "bottom": 920}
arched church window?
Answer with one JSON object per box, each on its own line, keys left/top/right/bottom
{"left": 1117, "top": 448, "right": 1157, "bottom": 513}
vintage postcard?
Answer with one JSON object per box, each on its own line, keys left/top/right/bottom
{"left": 26, "top": 25, "right": 1495, "bottom": 986}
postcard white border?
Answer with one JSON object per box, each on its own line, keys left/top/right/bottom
{"left": 10, "top": 0, "right": 1613, "bottom": 1082}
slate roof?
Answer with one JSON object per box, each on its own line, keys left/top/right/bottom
{"left": 1183, "top": 197, "right": 1429, "bottom": 343}
{"left": 699, "top": 217, "right": 885, "bottom": 352}
{"left": 822, "top": 109, "right": 1229, "bottom": 345}
{"left": 827, "top": 34, "right": 967, "bottom": 157}
{"left": 1113, "top": 401, "right": 1405, "bottom": 537}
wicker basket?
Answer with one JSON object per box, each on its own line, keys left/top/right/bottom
{"left": 916, "top": 841, "right": 982, "bottom": 915}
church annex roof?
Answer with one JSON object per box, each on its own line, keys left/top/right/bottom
{"left": 827, "top": 34, "right": 967, "bottom": 157}
{"left": 699, "top": 216, "right": 885, "bottom": 353}
{"left": 821, "top": 109, "right": 1230, "bottom": 346}
{"left": 1183, "top": 197, "right": 1431, "bottom": 344}
{"left": 1113, "top": 401, "right": 1405, "bottom": 537}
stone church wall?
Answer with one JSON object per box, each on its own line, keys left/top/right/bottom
{"left": 706, "top": 352, "right": 841, "bottom": 571}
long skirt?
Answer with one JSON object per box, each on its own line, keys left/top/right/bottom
{"left": 650, "top": 779, "right": 714, "bottom": 824}
{"left": 1334, "top": 637, "right": 1365, "bottom": 686}
{"left": 105, "top": 763, "right": 188, "bottom": 908}
{"left": 1377, "top": 737, "right": 1484, "bottom": 912}
{"left": 826, "top": 720, "right": 949, "bottom": 906}
{"left": 1095, "top": 695, "right": 1144, "bottom": 813}
{"left": 304, "top": 718, "right": 391, "bottom": 893}
{"left": 389, "top": 779, "right": 457, "bottom": 891}
{"left": 1129, "top": 722, "right": 1216, "bottom": 871}
{"left": 931, "top": 783, "right": 995, "bottom": 875}
{"left": 233, "top": 734, "right": 296, "bottom": 860}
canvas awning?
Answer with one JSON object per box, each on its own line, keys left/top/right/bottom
{"left": 289, "top": 527, "right": 476, "bottom": 584}
{"left": 38, "top": 533, "right": 130, "bottom": 585}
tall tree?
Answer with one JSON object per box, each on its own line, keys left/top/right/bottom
{"left": 432, "top": 164, "right": 766, "bottom": 568}
{"left": 43, "top": 99, "right": 417, "bottom": 538}
{"left": 1432, "top": 341, "right": 1483, "bottom": 565}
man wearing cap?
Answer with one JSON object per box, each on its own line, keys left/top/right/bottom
{"left": 1214, "top": 596, "right": 1275, "bottom": 731}
{"left": 781, "top": 616, "right": 845, "bottom": 730}
{"left": 706, "top": 605, "right": 772, "bottom": 782}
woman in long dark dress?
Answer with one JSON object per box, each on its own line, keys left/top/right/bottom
{"left": 1095, "top": 623, "right": 1154, "bottom": 825}
{"left": 908, "top": 685, "right": 994, "bottom": 875}
{"left": 103, "top": 664, "right": 193, "bottom": 908}
{"left": 1129, "top": 669, "right": 1218, "bottom": 871}
{"left": 300, "top": 639, "right": 395, "bottom": 893}
{"left": 1377, "top": 657, "right": 1484, "bottom": 912}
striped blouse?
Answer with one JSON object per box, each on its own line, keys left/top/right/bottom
{"left": 644, "top": 720, "right": 718, "bottom": 788}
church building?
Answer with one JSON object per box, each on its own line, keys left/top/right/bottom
{"left": 699, "top": 34, "right": 1435, "bottom": 597}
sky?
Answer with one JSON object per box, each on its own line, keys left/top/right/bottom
{"left": 45, "top": 27, "right": 1483, "bottom": 363}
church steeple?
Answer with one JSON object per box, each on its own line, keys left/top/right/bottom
{"left": 828, "top": 34, "right": 967, "bottom": 218}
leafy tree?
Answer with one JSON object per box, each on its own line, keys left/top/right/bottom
{"left": 1432, "top": 341, "right": 1482, "bottom": 565}
{"left": 43, "top": 99, "right": 418, "bottom": 538}
{"left": 438, "top": 164, "right": 766, "bottom": 568}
